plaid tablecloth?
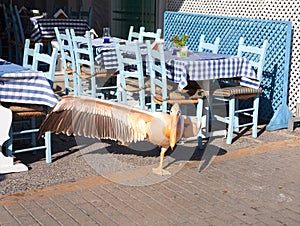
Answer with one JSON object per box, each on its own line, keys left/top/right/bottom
{"left": 94, "top": 45, "right": 259, "bottom": 90}
{"left": 31, "top": 18, "right": 90, "bottom": 43}
{"left": 94, "top": 38, "right": 148, "bottom": 70}
{"left": 164, "top": 51, "right": 259, "bottom": 90}
{"left": 94, "top": 37, "right": 122, "bottom": 69}
{"left": 0, "top": 60, "right": 58, "bottom": 107}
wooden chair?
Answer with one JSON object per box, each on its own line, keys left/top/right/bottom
{"left": 79, "top": 6, "right": 92, "bottom": 26}
{"left": 198, "top": 34, "right": 221, "bottom": 53}
{"left": 140, "top": 28, "right": 162, "bottom": 43}
{"left": 3, "top": 4, "right": 15, "bottom": 62}
{"left": 5, "top": 47, "right": 58, "bottom": 163}
{"left": 71, "top": 29, "right": 116, "bottom": 99}
{"left": 69, "top": 6, "right": 80, "bottom": 19}
{"left": 146, "top": 40, "right": 205, "bottom": 149}
{"left": 54, "top": 27, "right": 78, "bottom": 95}
{"left": 127, "top": 26, "right": 145, "bottom": 43}
{"left": 212, "top": 37, "right": 268, "bottom": 144}
{"left": 8, "top": 4, "right": 26, "bottom": 64}
{"left": 115, "top": 41, "right": 148, "bottom": 110}
{"left": 22, "top": 39, "right": 42, "bottom": 69}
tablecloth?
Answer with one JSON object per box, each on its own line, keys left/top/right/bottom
{"left": 31, "top": 18, "right": 90, "bottom": 42}
{"left": 0, "top": 60, "right": 58, "bottom": 107}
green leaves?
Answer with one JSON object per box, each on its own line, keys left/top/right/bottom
{"left": 170, "top": 34, "right": 188, "bottom": 47}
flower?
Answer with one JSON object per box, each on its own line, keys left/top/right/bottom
{"left": 170, "top": 34, "right": 188, "bottom": 48}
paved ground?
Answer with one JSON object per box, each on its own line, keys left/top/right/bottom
{"left": 0, "top": 124, "right": 300, "bottom": 225}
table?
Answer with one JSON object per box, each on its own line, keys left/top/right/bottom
{"left": 0, "top": 60, "right": 58, "bottom": 107}
{"left": 0, "top": 59, "right": 58, "bottom": 174}
{"left": 94, "top": 43, "right": 259, "bottom": 90}
{"left": 93, "top": 37, "right": 124, "bottom": 69}
{"left": 31, "top": 18, "right": 90, "bottom": 43}
{"left": 164, "top": 50, "right": 259, "bottom": 90}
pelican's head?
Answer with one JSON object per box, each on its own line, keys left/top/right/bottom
{"left": 169, "top": 103, "right": 181, "bottom": 150}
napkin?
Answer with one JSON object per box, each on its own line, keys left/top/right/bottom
{"left": 85, "top": 29, "right": 99, "bottom": 39}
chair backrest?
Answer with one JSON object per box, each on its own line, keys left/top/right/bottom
{"left": 146, "top": 40, "right": 168, "bottom": 112}
{"left": 127, "top": 26, "right": 145, "bottom": 42}
{"left": 69, "top": 6, "right": 80, "bottom": 19}
{"left": 198, "top": 34, "right": 220, "bottom": 54}
{"left": 140, "top": 28, "right": 162, "bottom": 43}
{"left": 115, "top": 41, "right": 145, "bottom": 109}
{"left": 14, "top": 5, "right": 25, "bottom": 43}
{"left": 79, "top": 6, "right": 92, "bottom": 26}
{"left": 22, "top": 39, "right": 42, "bottom": 69}
{"left": 70, "top": 29, "right": 95, "bottom": 75}
{"left": 237, "top": 37, "right": 268, "bottom": 81}
{"left": 32, "top": 47, "right": 58, "bottom": 85}
{"left": 54, "top": 27, "right": 76, "bottom": 73}
{"left": 2, "top": 4, "right": 12, "bottom": 40}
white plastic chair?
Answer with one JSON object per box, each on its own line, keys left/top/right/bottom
{"left": 54, "top": 27, "right": 78, "bottom": 95}
{"left": 212, "top": 37, "right": 268, "bottom": 144}
{"left": 198, "top": 34, "right": 221, "bottom": 53}
{"left": 146, "top": 40, "right": 205, "bottom": 149}
{"left": 5, "top": 48, "right": 58, "bottom": 163}
{"left": 115, "top": 41, "right": 147, "bottom": 110}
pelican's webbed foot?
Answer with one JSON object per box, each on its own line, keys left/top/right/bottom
{"left": 152, "top": 166, "right": 171, "bottom": 176}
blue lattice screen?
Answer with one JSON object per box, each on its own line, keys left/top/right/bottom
{"left": 164, "top": 11, "right": 292, "bottom": 121}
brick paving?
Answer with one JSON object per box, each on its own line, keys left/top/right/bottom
{"left": 1, "top": 136, "right": 300, "bottom": 225}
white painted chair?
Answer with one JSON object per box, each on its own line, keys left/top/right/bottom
{"left": 5, "top": 48, "right": 58, "bottom": 163}
{"left": 71, "top": 29, "right": 117, "bottom": 99}
{"left": 198, "top": 34, "right": 221, "bottom": 53}
{"left": 115, "top": 41, "right": 147, "bottom": 110}
{"left": 22, "top": 39, "right": 42, "bottom": 69}
{"left": 140, "top": 28, "right": 162, "bottom": 43}
{"left": 127, "top": 26, "right": 145, "bottom": 43}
{"left": 54, "top": 27, "right": 78, "bottom": 95}
{"left": 146, "top": 40, "right": 205, "bottom": 149}
{"left": 212, "top": 37, "right": 268, "bottom": 144}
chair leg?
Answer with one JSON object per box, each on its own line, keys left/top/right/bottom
{"left": 226, "top": 97, "right": 235, "bottom": 144}
{"left": 91, "top": 76, "right": 97, "bottom": 97}
{"left": 252, "top": 95, "right": 260, "bottom": 138}
{"left": 44, "top": 131, "right": 52, "bottom": 163}
{"left": 197, "top": 98, "right": 204, "bottom": 150}
{"left": 6, "top": 127, "right": 13, "bottom": 157}
{"left": 139, "top": 89, "right": 145, "bottom": 110}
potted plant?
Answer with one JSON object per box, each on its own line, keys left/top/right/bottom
{"left": 170, "top": 34, "right": 189, "bottom": 57}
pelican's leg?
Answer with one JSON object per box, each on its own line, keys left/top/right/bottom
{"left": 152, "top": 147, "right": 171, "bottom": 176}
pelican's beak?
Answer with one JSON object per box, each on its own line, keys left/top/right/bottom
{"left": 170, "top": 110, "right": 180, "bottom": 150}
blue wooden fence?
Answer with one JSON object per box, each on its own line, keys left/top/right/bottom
{"left": 164, "top": 11, "right": 292, "bottom": 130}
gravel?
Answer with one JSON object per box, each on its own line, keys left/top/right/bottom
{"left": 1, "top": 126, "right": 299, "bottom": 196}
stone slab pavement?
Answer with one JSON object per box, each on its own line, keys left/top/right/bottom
{"left": 1, "top": 131, "right": 300, "bottom": 225}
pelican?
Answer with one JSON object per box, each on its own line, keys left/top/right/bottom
{"left": 38, "top": 96, "right": 200, "bottom": 175}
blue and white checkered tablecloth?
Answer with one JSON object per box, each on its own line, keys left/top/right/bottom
{"left": 94, "top": 38, "right": 124, "bottom": 69}
{"left": 164, "top": 51, "right": 259, "bottom": 90}
{"left": 31, "top": 18, "right": 90, "bottom": 43}
{"left": 94, "top": 46, "right": 259, "bottom": 90}
{"left": 94, "top": 39, "right": 148, "bottom": 70}
{"left": 0, "top": 66, "right": 58, "bottom": 107}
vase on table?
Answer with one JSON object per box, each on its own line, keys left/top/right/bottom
{"left": 176, "top": 46, "right": 188, "bottom": 58}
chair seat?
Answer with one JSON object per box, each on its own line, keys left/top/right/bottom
{"left": 80, "top": 66, "right": 107, "bottom": 78}
{"left": 153, "top": 88, "right": 206, "bottom": 105}
{"left": 213, "top": 86, "right": 262, "bottom": 98}
{"left": 2, "top": 103, "right": 47, "bottom": 118}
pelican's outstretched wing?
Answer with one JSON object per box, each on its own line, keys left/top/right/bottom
{"left": 38, "top": 96, "right": 156, "bottom": 144}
